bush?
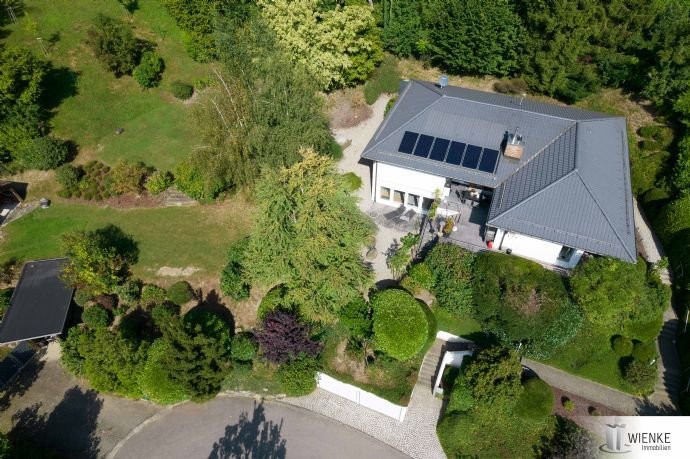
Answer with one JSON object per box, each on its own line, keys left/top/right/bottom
{"left": 145, "top": 170, "right": 173, "bottom": 195}
{"left": 82, "top": 304, "right": 111, "bottom": 329}
{"left": 514, "top": 377, "right": 553, "bottom": 419}
{"left": 277, "top": 356, "right": 319, "bottom": 396}
{"left": 639, "top": 139, "right": 662, "bottom": 152}
{"left": 341, "top": 172, "right": 362, "bottom": 192}
{"left": 339, "top": 297, "right": 372, "bottom": 342}
{"left": 231, "top": 333, "right": 257, "bottom": 363}
{"left": 372, "top": 289, "right": 428, "bottom": 360}
{"left": 638, "top": 124, "right": 673, "bottom": 149}
{"left": 562, "top": 398, "right": 575, "bottom": 412}
{"left": 641, "top": 187, "right": 671, "bottom": 219}
{"left": 257, "top": 286, "right": 291, "bottom": 320}
{"left": 74, "top": 289, "right": 93, "bottom": 307}
{"left": 167, "top": 281, "right": 195, "bottom": 305}
{"left": 170, "top": 80, "right": 194, "bottom": 100}
{"left": 425, "top": 243, "right": 474, "bottom": 314}
{"left": 256, "top": 310, "right": 321, "bottom": 364}
{"left": 174, "top": 160, "right": 206, "bottom": 200}
{"left": 133, "top": 51, "right": 165, "bottom": 89}
{"left": 493, "top": 78, "right": 529, "bottom": 95}
{"left": 363, "top": 55, "right": 401, "bottom": 104}
{"left": 115, "top": 280, "right": 141, "bottom": 306}
{"left": 611, "top": 335, "right": 633, "bottom": 356}
{"left": 632, "top": 340, "right": 657, "bottom": 362}
{"left": 109, "top": 160, "right": 150, "bottom": 195}
{"left": 622, "top": 358, "right": 657, "bottom": 393}
{"left": 220, "top": 238, "right": 250, "bottom": 300}
{"left": 140, "top": 284, "right": 167, "bottom": 307}
{"left": 384, "top": 96, "right": 397, "bottom": 117}
{"left": 16, "top": 136, "right": 70, "bottom": 170}
{"left": 86, "top": 14, "right": 140, "bottom": 75}
{"left": 139, "top": 339, "right": 189, "bottom": 404}
{"left": 401, "top": 262, "right": 434, "bottom": 294}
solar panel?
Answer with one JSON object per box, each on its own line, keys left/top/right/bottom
{"left": 462, "top": 145, "right": 482, "bottom": 169}
{"left": 477, "top": 148, "right": 499, "bottom": 173}
{"left": 399, "top": 131, "right": 418, "bottom": 154}
{"left": 429, "top": 138, "right": 450, "bottom": 161}
{"left": 413, "top": 134, "right": 434, "bottom": 158}
{"left": 445, "top": 141, "right": 466, "bottom": 165}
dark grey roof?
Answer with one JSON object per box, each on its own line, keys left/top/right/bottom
{"left": 0, "top": 258, "right": 74, "bottom": 344}
{"left": 362, "top": 80, "right": 635, "bottom": 262}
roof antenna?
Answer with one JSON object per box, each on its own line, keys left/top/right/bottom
{"left": 511, "top": 127, "right": 520, "bottom": 145}
{"left": 438, "top": 75, "right": 448, "bottom": 89}
{"left": 518, "top": 93, "right": 526, "bottom": 107}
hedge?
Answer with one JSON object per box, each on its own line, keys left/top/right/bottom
{"left": 372, "top": 289, "right": 428, "bottom": 360}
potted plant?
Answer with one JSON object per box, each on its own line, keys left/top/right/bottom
{"left": 442, "top": 217, "right": 454, "bottom": 236}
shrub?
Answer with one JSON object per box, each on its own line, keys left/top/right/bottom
{"left": 562, "top": 398, "right": 575, "bottom": 412}
{"left": 133, "top": 51, "right": 165, "bottom": 88}
{"left": 540, "top": 416, "right": 597, "bottom": 458}
{"left": 387, "top": 233, "right": 420, "bottom": 277}
{"left": 16, "top": 136, "right": 70, "bottom": 170}
{"left": 622, "top": 358, "right": 657, "bottom": 393}
{"left": 138, "top": 339, "right": 189, "bottom": 404}
{"left": 341, "top": 172, "right": 362, "bottom": 192}
{"left": 447, "top": 373, "right": 475, "bottom": 413}
{"left": 641, "top": 187, "right": 671, "bottom": 219}
{"left": 371, "top": 289, "right": 428, "bottom": 360}
{"left": 363, "top": 55, "right": 401, "bottom": 104}
{"left": 400, "top": 262, "right": 433, "bottom": 294}
{"left": 257, "top": 286, "right": 291, "bottom": 320}
{"left": 425, "top": 243, "right": 474, "bottom": 314}
{"left": 220, "top": 238, "right": 250, "bottom": 300}
{"left": 339, "top": 297, "right": 372, "bottom": 342}
{"left": 638, "top": 124, "right": 673, "bottom": 149}
{"left": 73, "top": 289, "right": 93, "bottom": 307}
{"left": 145, "top": 170, "right": 173, "bottom": 195}
{"left": 464, "top": 346, "right": 522, "bottom": 406}
{"left": 170, "top": 80, "right": 194, "bottom": 100}
{"left": 639, "top": 139, "right": 662, "bottom": 152}
{"left": 167, "top": 281, "right": 195, "bottom": 305}
{"left": 115, "top": 280, "right": 141, "bottom": 306}
{"left": 140, "top": 284, "right": 167, "bottom": 307}
{"left": 109, "top": 160, "right": 150, "bottom": 195}
{"left": 256, "top": 310, "right": 322, "bottom": 364}
{"left": 384, "top": 96, "right": 397, "bottom": 116}
{"left": 611, "top": 335, "right": 633, "bottom": 356}
{"left": 231, "top": 333, "right": 257, "bottom": 363}
{"left": 632, "top": 340, "right": 657, "bottom": 362}
{"left": 86, "top": 14, "right": 140, "bottom": 75}
{"left": 493, "top": 78, "right": 529, "bottom": 95}
{"left": 82, "top": 304, "right": 111, "bottom": 329}
{"left": 174, "top": 160, "right": 206, "bottom": 200}
{"left": 514, "top": 377, "right": 553, "bottom": 419}
{"left": 277, "top": 355, "right": 319, "bottom": 396}
{"left": 527, "top": 300, "right": 584, "bottom": 358}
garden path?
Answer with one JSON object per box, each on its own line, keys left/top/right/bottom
{"left": 284, "top": 339, "right": 447, "bottom": 459}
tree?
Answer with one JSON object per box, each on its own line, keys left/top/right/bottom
{"left": 570, "top": 256, "right": 668, "bottom": 338}
{"left": 15, "top": 136, "right": 69, "bottom": 170}
{"left": 423, "top": 0, "right": 523, "bottom": 76}
{"left": 138, "top": 339, "right": 189, "bottom": 404}
{"left": 81, "top": 305, "right": 111, "bottom": 329}
{"left": 257, "top": 0, "right": 383, "bottom": 89}
{"left": 108, "top": 160, "right": 150, "bottom": 195}
{"left": 61, "top": 225, "right": 138, "bottom": 295}
{"left": 0, "top": 46, "right": 49, "bottom": 106}
{"left": 372, "top": 289, "right": 428, "bottom": 361}
{"left": 152, "top": 307, "right": 233, "bottom": 401}
{"left": 339, "top": 297, "right": 372, "bottom": 344}
{"left": 539, "top": 416, "right": 596, "bottom": 459}
{"left": 463, "top": 346, "right": 523, "bottom": 406}
{"left": 245, "top": 150, "right": 375, "bottom": 322}
{"left": 220, "top": 238, "right": 251, "bottom": 300}
{"left": 380, "top": 0, "right": 426, "bottom": 57}
{"left": 86, "top": 14, "right": 141, "bottom": 76}
{"left": 132, "top": 51, "right": 164, "bottom": 88}
{"left": 255, "top": 310, "right": 321, "bottom": 363}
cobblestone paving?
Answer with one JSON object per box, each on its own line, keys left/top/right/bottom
{"left": 285, "top": 340, "right": 446, "bottom": 459}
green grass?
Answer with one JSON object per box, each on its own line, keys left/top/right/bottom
{"left": 0, "top": 201, "right": 253, "bottom": 283}
{"left": 515, "top": 377, "right": 554, "bottom": 419}
{"left": 3, "top": 0, "right": 209, "bottom": 171}
{"left": 433, "top": 306, "right": 484, "bottom": 339}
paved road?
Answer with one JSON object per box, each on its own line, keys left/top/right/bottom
{"left": 111, "top": 396, "right": 408, "bottom": 459}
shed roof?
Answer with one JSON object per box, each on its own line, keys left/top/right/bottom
{"left": 0, "top": 258, "right": 74, "bottom": 344}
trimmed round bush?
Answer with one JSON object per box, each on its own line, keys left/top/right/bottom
{"left": 372, "top": 289, "right": 429, "bottom": 360}
{"left": 82, "top": 304, "right": 111, "bottom": 329}
{"left": 277, "top": 356, "right": 319, "bottom": 396}
{"left": 341, "top": 172, "right": 362, "bottom": 192}
{"left": 167, "top": 281, "right": 195, "bottom": 305}
{"left": 133, "top": 51, "right": 164, "bottom": 88}
{"left": 632, "top": 340, "right": 657, "bottom": 363}
{"left": 231, "top": 333, "right": 257, "bottom": 363}
{"left": 623, "top": 358, "right": 657, "bottom": 393}
{"left": 515, "top": 377, "right": 553, "bottom": 419}
{"left": 612, "top": 335, "right": 633, "bottom": 356}
{"left": 139, "top": 339, "right": 189, "bottom": 404}
{"left": 170, "top": 80, "right": 194, "bottom": 100}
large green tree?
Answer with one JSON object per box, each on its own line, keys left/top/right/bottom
{"left": 423, "top": 0, "right": 523, "bottom": 76}
{"left": 245, "top": 149, "right": 375, "bottom": 322}
{"left": 380, "top": 0, "right": 426, "bottom": 57}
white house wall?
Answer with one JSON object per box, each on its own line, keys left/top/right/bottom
{"left": 374, "top": 162, "right": 446, "bottom": 211}
{"left": 494, "top": 229, "right": 584, "bottom": 269}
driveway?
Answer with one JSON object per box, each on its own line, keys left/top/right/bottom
{"left": 110, "top": 396, "right": 407, "bottom": 459}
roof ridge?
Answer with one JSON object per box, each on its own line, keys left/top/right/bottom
{"left": 574, "top": 168, "right": 636, "bottom": 261}
{"left": 503, "top": 123, "right": 576, "bottom": 180}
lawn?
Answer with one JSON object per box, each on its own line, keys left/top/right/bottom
{"left": 2, "top": 0, "right": 209, "bottom": 171}
{"left": 0, "top": 201, "right": 253, "bottom": 283}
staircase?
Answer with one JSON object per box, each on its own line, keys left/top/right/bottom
{"left": 415, "top": 339, "right": 444, "bottom": 393}
{"left": 161, "top": 187, "right": 196, "bottom": 207}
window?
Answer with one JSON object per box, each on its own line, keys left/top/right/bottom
{"left": 393, "top": 190, "right": 405, "bottom": 203}
{"left": 558, "top": 246, "right": 575, "bottom": 261}
{"left": 422, "top": 197, "right": 434, "bottom": 212}
{"left": 380, "top": 187, "right": 390, "bottom": 200}
{"left": 408, "top": 193, "right": 420, "bottom": 208}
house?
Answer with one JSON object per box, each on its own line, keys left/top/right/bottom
{"left": 360, "top": 79, "right": 636, "bottom": 269}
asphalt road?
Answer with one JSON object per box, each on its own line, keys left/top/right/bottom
{"left": 111, "top": 396, "right": 409, "bottom": 459}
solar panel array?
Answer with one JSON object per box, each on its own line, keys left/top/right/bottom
{"left": 398, "top": 131, "right": 500, "bottom": 174}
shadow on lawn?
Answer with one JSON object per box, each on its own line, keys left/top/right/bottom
{"left": 208, "top": 401, "right": 286, "bottom": 459}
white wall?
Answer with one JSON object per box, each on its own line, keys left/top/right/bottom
{"left": 316, "top": 373, "right": 407, "bottom": 422}
{"left": 494, "top": 229, "right": 584, "bottom": 269}
{"left": 433, "top": 350, "right": 473, "bottom": 396}
{"left": 374, "top": 162, "right": 447, "bottom": 212}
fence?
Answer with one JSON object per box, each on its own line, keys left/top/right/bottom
{"left": 316, "top": 373, "right": 408, "bottom": 422}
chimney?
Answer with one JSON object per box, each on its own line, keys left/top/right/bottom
{"left": 503, "top": 127, "right": 524, "bottom": 160}
{"left": 438, "top": 75, "right": 448, "bottom": 89}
